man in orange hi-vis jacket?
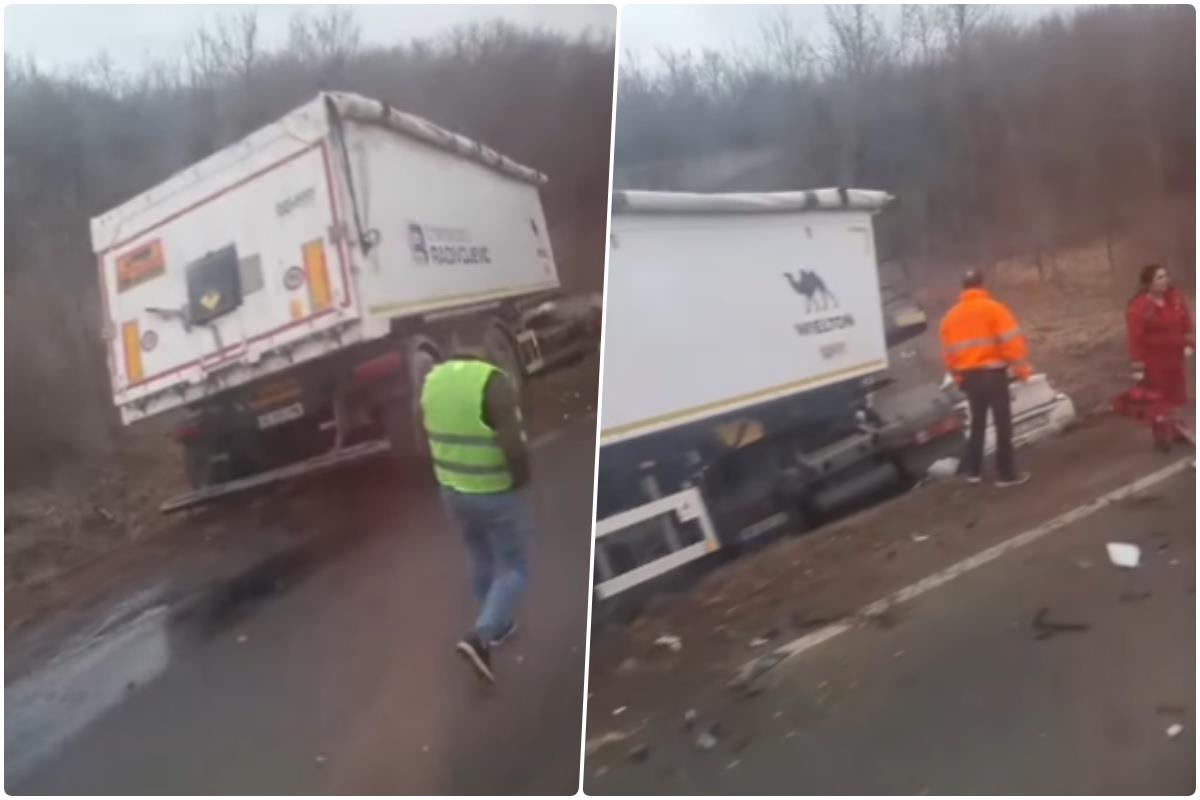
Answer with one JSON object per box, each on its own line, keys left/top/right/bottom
{"left": 939, "top": 269, "right": 1032, "bottom": 488}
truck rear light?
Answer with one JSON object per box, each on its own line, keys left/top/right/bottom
{"left": 302, "top": 239, "right": 332, "bottom": 311}
{"left": 122, "top": 320, "right": 144, "bottom": 383}
{"left": 353, "top": 352, "right": 403, "bottom": 384}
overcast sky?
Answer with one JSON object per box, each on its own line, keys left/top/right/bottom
{"left": 4, "top": 4, "right": 615, "bottom": 74}
{"left": 619, "top": 4, "right": 1078, "bottom": 66}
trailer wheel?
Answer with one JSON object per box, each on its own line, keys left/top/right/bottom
{"left": 386, "top": 344, "right": 440, "bottom": 466}
{"left": 183, "top": 440, "right": 213, "bottom": 489}
{"left": 483, "top": 323, "right": 524, "bottom": 393}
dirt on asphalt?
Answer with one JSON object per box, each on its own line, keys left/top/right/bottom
{"left": 4, "top": 355, "right": 599, "bottom": 680}
{"left": 585, "top": 234, "right": 1197, "bottom": 757}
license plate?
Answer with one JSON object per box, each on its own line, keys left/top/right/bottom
{"left": 257, "top": 402, "right": 304, "bottom": 430}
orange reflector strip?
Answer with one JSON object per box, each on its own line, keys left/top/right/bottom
{"left": 122, "top": 320, "right": 143, "bottom": 383}
{"left": 302, "top": 239, "right": 332, "bottom": 311}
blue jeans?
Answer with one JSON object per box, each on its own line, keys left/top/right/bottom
{"left": 439, "top": 487, "right": 533, "bottom": 643}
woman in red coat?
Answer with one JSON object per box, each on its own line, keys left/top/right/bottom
{"left": 1126, "top": 263, "right": 1194, "bottom": 413}
{"left": 1115, "top": 264, "right": 1194, "bottom": 448}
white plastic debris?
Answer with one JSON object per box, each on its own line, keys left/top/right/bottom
{"left": 683, "top": 709, "right": 699, "bottom": 725}
{"left": 748, "top": 637, "right": 770, "bottom": 648}
{"left": 1167, "top": 723, "right": 1184, "bottom": 738}
{"left": 927, "top": 458, "right": 959, "bottom": 479}
{"left": 236, "top": 634, "right": 248, "bottom": 644}
{"left": 911, "top": 533, "right": 931, "bottom": 543}
{"left": 696, "top": 732, "right": 718, "bottom": 751}
{"left": 612, "top": 706, "right": 627, "bottom": 716}
{"left": 653, "top": 634, "right": 683, "bottom": 653}
{"left": 1106, "top": 542, "right": 1142, "bottom": 569}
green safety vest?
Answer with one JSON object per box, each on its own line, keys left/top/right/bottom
{"left": 419, "top": 359, "right": 514, "bottom": 494}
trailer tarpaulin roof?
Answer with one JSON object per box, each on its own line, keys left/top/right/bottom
{"left": 327, "top": 92, "right": 547, "bottom": 186}
{"left": 612, "top": 188, "right": 893, "bottom": 214}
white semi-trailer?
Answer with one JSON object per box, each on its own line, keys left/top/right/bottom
{"left": 92, "top": 92, "right": 580, "bottom": 511}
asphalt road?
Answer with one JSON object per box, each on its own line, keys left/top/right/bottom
{"left": 588, "top": 469, "right": 1196, "bottom": 795}
{"left": 14, "top": 419, "right": 596, "bottom": 795}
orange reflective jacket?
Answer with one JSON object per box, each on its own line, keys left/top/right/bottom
{"left": 939, "top": 288, "right": 1031, "bottom": 380}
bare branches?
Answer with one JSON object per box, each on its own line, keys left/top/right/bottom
{"left": 757, "top": 7, "right": 813, "bottom": 80}
{"left": 823, "top": 4, "right": 892, "bottom": 80}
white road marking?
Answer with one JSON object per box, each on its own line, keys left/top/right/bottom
{"left": 732, "top": 457, "right": 1195, "bottom": 686}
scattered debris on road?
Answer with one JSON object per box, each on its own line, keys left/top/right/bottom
{"left": 1106, "top": 542, "right": 1142, "bottom": 569}
{"left": 626, "top": 743, "right": 650, "bottom": 763}
{"left": 911, "top": 533, "right": 931, "bottom": 543}
{"left": 696, "top": 726, "right": 720, "bottom": 751}
{"left": 585, "top": 720, "right": 648, "bottom": 757}
{"left": 683, "top": 709, "right": 698, "bottom": 729}
{"left": 1166, "top": 723, "right": 1184, "bottom": 738}
{"left": 653, "top": 634, "right": 683, "bottom": 653}
{"left": 728, "top": 649, "right": 787, "bottom": 693}
{"left": 748, "top": 637, "right": 770, "bottom": 648}
{"left": 1032, "top": 607, "right": 1090, "bottom": 640}
{"left": 612, "top": 706, "right": 627, "bottom": 716}
{"left": 927, "top": 458, "right": 959, "bottom": 480}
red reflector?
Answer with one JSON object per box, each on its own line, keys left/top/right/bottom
{"left": 353, "top": 352, "right": 403, "bottom": 384}
{"left": 174, "top": 421, "right": 201, "bottom": 442}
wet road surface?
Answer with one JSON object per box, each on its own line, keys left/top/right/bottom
{"left": 14, "top": 420, "right": 596, "bottom": 795}
{"left": 588, "top": 469, "right": 1195, "bottom": 794}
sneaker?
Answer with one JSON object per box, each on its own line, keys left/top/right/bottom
{"left": 456, "top": 635, "right": 495, "bottom": 684}
{"left": 490, "top": 621, "right": 518, "bottom": 647}
{"left": 995, "top": 472, "right": 1031, "bottom": 489}
{"left": 964, "top": 474, "right": 983, "bottom": 485}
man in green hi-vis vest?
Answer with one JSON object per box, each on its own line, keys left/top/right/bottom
{"left": 420, "top": 347, "right": 533, "bottom": 685}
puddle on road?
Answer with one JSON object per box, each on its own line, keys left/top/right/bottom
{"left": 6, "top": 605, "right": 171, "bottom": 786}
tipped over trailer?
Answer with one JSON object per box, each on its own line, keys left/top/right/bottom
{"left": 92, "top": 92, "right": 576, "bottom": 512}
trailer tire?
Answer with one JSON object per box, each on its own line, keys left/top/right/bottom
{"left": 183, "top": 440, "right": 214, "bottom": 489}
{"left": 386, "top": 343, "right": 440, "bottom": 466}
{"left": 483, "top": 323, "right": 523, "bottom": 392}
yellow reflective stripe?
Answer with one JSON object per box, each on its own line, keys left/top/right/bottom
{"left": 426, "top": 431, "right": 498, "bottom": 446}
{"left": 943, "top": 336, "right": 996, "bottom": 354}
{"left": 996, "top": 328, "right": 1023, "bottom": 343}
{"left": 432, "top": 458, "right": 509, "bottom": 476}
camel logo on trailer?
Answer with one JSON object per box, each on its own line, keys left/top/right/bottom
{"left": 784, "top": 267, "right": 855, "bottom": 338}
{"left": 783, "top": 268, "right": 839, "bottom": 313}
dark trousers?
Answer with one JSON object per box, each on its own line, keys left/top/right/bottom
{"left": 961, "top": 368, "right": 1017, "bottom": 480}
